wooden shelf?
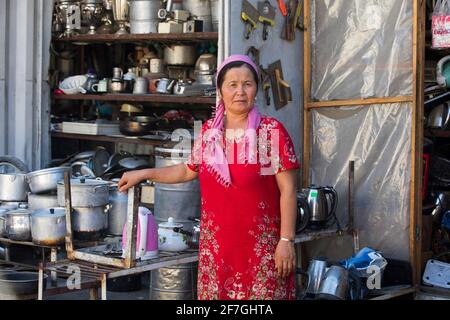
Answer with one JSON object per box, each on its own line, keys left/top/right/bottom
{"left": 53, "top": 93, "right": 216, "bottom": 105}
{"left": 425, "top": 129, "right": 450, "bottom": 138}
{"left": 295, "top": 227, "right": 349, "bottom": 244}
{"left": 51, "top": 132, "right": 178, "bottom": 146}
{"left": 53, "top": 32, "right": 218, "bottom": 44}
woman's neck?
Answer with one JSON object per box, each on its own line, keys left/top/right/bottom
{"left": 224, "top": 112, "right": 248, "bottom": 130}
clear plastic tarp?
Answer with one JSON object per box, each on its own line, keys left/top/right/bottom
{"left": 311, "top": 0, "right": 413, "bottom": 101}
{"left": 305, "top": 103, "right": 412, "bottom": 261}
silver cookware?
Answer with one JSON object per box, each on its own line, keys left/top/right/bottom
{"left": 303, "top": 185, "right": 338, "bottom": 228}
{"left": 0, "top": 271, "right": 48, "bottom": 299}
{"left": 0, "top": 209, "right": 8, "bottom": 237}
{"left": 427, "top": 102, "right": 450, "bottom": 130}
{"left": 108, "top": 184, "right": 128, "bottom": 236}
{"left": 317, "top": 266, "right": 362, "bottom": 300}
{"left": 129, "top": 0, "right": 160, "bottom": 34}
{"left": 0, "top": 169, "right": 29, "bottom": 202}
{"left": 72, "top": 205, "right": 110, "bottom": 240}
{"left": 26, "top": 167, "right": 71, "bottom": 194}
{"left": 163, "top": 45, "right": 197, "bottom": 66}
{"left": 27, "top": 193, "right": 59, "bottom": 211}
{"left": 31, "top": 208, "right": 67, "bottom": 246}
{"left": 5, "top": 209, "right": 32, "bottom": 241}
{"left": 57, "top": 177, "right": 110, "bottom": 208}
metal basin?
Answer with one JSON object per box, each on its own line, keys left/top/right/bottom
{"left": 26, "top": 167, "right": 71, "bottom": 194}
{"left": 0, "top": 271, "right": 48, "bottom": 299}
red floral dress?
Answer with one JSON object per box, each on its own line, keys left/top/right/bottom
{"left": 186, "top": 116, "right": 299, "bottom": 300}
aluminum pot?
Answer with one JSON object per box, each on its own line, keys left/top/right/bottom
{"left": 163, "top": 45, "right": 197, "bottom": 66}
{"left": 129, "top": 0, "right": 160, "bottom": 34}
{"left": 5, "top": 209, "right": 32, "bottom": 241}
{"left": 183, "top": 0, "right": 212, "bottom": 32}
{"left": 0, "top": 209, "right": 8, "bottom": 237}
{"left": 0, "top": 173, "right": 29, "bottom": 202}
{"left": 31, "top": 208, "right": 67, "bottom": 246}
{"left": 72, "top": 205, "right": 110, "bottom": 240}
{"left": 108, "top": 184, "right": 128, "bottom": 236}
{"left": 57, "top": 178, "right": 110, "bottom": 208}
{"left": 27, "top": 193, "right": 59, "bottom": 211}
{"left": 26, "top": 167, "right": 71, "bottom": 194}
{"left": 0, "top": 271, "right": 48, "bottom": 299}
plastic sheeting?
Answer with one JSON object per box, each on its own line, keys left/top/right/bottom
{"left": 311, "top": 0, "right": 413, "bottom": 101}
{"left": 306, "top": 103, "right": 412, "bottom": 261}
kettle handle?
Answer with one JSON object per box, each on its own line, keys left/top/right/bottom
{"left": 295, "top": 268, "right": 310, "bottom": 300}
{"left": 347, "top": 269, "right": 362, "bottom": 300}
{"left": 324, "top": 187, "right": 338, "bottom": 221}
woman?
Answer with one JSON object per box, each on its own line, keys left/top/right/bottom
{"left": 118, "top": 55, "right": 299, "bottom": 300}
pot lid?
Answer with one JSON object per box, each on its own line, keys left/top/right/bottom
{"left": 58, "top": 177, "right": 109, "bottom": 186}
{"left": 26, "top": 167, "right": 71, "bottom": 178}
{"left": 159, "top": 217, "right": 183, "bottom": 229}
{"left": 119, "top": 157, "right": 149, "bottom": 169}
{"left": 72, "top": 151, "right": 96, "bottom": 161}
{"left": 6, "top": 209, "right": 31, "bottom": 216}
{"left": 32, "top": 208, "right": 66, "bottom": 218}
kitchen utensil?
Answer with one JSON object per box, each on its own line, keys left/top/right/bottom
{"left": 119, "top": 117, "right": 157, "bottom": 136}
{"left": 150, "top": 58, "right": 164, "bottom": 74}
{"left": 110, "top": 79, "right": 125, "bottom": 93}
{"left": 31, "top": 208, "right": 67, "bottom": 246}
{"left": 118, "top": 157, "right": 150, "bottom": 169}
{"left": 57, "top": 177, "right": 110, "bottom": 208}
{"left": 59, "top": 75, "right": 88, "bottom": 95}
{"left": 183, "top": 0, "right": 212, "bottom": 31}
{"left": 129, "top": 0, "right": 160, "bottom": 34}
{"left": 317, "top": 266, "right": 362, "bottom": 300}
{"left": 427, "top": 103, "right": 450, "bottom": 129}
{"left": 156, "top": 78, "right": 175, "bottom": 94}
{"left": 303, "top": 185, "right": 338, "bottom": 229}
{"left": 133, "top": 77, "right": 148, "bottom": 94}
{"left": 298, "top": 257, "right": 329, "bottom": 297}
{"left": 0, "top": 271, "right": 48, "bottom": 299}
{"left": 112, "top": 0, "right": 129, "bottom": 34}
{"left": 85, "top": 72, "right": 99, "bottom": 93}
{"left": 92, "top": 78, "right": 109, "bottom": 93}
{"left": 158, "top": 217, "right": 189, "bottom": 252}
{"left": 72, "top": 205, "right": 110, "bottom": 240}
{"left": 163, "top": 45, "right": 197, "bottom": 66}
{"left": 27, "top": 193, "right": 59, "bottom": 211}
{"left": 26, "top": 167, "right": 71, "bottom": 194}
{"left": 296, "top": 192, "right": 310, "bottom": 233}
{"left": 120, "top": 103, "right": 144, "bottom": 115}
{"left": 0, "top": 164, "right": 30, "bottom": 202}
{"left": 0, "top": 209, "right": 8, "bottom": 237}
{"left": 71, "top": 161, "right": 96, "bottom": 178}
{"left": 108, "top": 183, "right": 128, "bottom": 235}
{"left": 122, "top": 206, "right": 158, "bottom": 260}
{"left": 6, "top": 209, "right": 32, "bottom": 241}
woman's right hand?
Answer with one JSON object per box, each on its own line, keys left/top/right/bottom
{"left": 118, "top": 170, "right": 146, "bottom": 192}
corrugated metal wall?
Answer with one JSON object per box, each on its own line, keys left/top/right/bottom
{"left": 0, "top": 0, "right": 52, "bottom": 170}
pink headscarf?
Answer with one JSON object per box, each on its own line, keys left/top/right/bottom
{"left": 204, "top": 54, "right": 262, "bottom": 187}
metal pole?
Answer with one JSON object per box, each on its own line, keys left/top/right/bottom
{"left": 38, "top": 262, "right": 44, "bottom": 300}
{"left": 348, "top": 160, "right": 355, "bottom": 231}
{"left": 50, "top": 248, "right": 57, "bottom": 286}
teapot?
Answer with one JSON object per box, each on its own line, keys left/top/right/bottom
{"left": 158, "top": 217, "right": 189, "bottom": 252}
{"left": 173, "top": 217, "right": 200, "bottom": 248}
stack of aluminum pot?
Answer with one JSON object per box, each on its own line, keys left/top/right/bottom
{"left": 150, "top": 146, "right": 201, "bottom": 300}
{"left": 57, "top": 177, "right": 110, "bottom": 240}
{"left": 25, "top": 167, "right": 71, "bottom": 245}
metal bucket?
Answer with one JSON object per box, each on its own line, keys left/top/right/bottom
{"left": 129, "top": 0, "right": 160, "bottom": 34}
{"left": 154, "top": 147, "right": 201, "bottom": 228}
{"left": 210, "top": 0, "right": 220, "bottom": 32}
{"left": 150, "top": 263, "right": 198, "bottom": 300}
{"left": 183, "top": 0, "right": 212, "bottom": 32}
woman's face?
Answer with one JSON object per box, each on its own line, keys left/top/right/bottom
{"left": 219, "top": 65, "right": 257, "bottom": 116}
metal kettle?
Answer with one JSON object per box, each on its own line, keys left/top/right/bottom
{"left": 303, "top": 185, "right": 338, "bottom": 227}
{"left": 317, "top": 265, "right": 362, "bottom": 300}
{"left": 296, "top": 192, "right": 310, "bottom": 233}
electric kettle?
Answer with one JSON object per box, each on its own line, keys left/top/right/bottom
{"left": 303, "top": 185, "right": 338, "bottom": 228}
{"left": 296, "top": 192, "right": 310, "bottom": 233}
{"left": 122, "top": 206, "right": 158, "bottom": 261}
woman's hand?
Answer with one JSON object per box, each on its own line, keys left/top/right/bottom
{"left": 275, "top": 240, "right": 296, "bottom": 279}
{"left": 118, "top": 170, "right": 146, "bottom": 192}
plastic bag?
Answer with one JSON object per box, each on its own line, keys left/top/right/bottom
{"left": 432, "top": 0, "right": 450, "bottom": 48}
{"left": 340, "top": 247, "right": 388, "bottom": 278}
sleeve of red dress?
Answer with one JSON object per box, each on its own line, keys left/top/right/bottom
{"left": 275, "top": 121, "right": 300, "bottom": 174}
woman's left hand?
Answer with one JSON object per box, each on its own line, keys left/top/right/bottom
{"left": 275, "top": 240, "right": 296, "bottom": 279}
